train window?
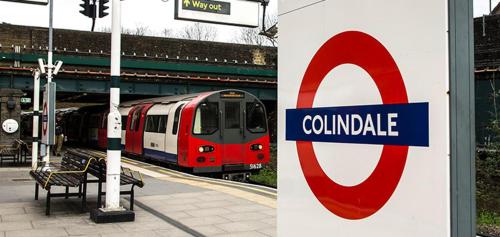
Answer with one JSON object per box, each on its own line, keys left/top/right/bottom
{"left": 121, "top": 116, "right": 127, "bottom": 130}
{"left": 130, "top": 107, "right": 143, "bottom": 131}
{"left": 246, "top": 102, "right": 267, "bottom": 133}
{"left": 225, "top": 102, "right": 240, "bottom": 129}
{"left": 158, "top": 115, "right": 167, "bottom": 133}
{"left": 145, "top": 115, "right": 159, "bottom": 133}
{"left": 193, "top": 102, "right": 219, "bottom": 135}
{"left": 101, "top": 116, "right": 107, "bottom": 129}
{"left": 129, "top": 111, "right": 137, "bottom": 130}
{"left": 89, "top": 115, "right": 99, "bottom": 128}
{"left": 172, "top": 105, "right": 184, "bottom": 135}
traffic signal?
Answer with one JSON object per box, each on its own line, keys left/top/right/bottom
{"left": 79, "top": 0, "right": 96, "bottom": 18}
{"left": 98, "top": 0, "right": 109, "bottom": 18}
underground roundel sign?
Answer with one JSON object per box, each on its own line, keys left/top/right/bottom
{"left": 42, "top": 102, "right": 48, "bottom": 136}
{"left": 285, "top": 31, "right": 430, "bottom": 220}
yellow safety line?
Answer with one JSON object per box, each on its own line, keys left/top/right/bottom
{"left": 128, "top": 161, "right": 276, "bottom": 197}
{"left": 86, "top": 150, "right": 276, "bottom": 198}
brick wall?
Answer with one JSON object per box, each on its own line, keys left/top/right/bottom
{"left": 474, "top": 14, "right": 500, "bottom": 69}
{"left": 0, "top": 24, "right": 277, "bottom": 67}
{"left": 0, "top": 89, "right": 23, "bottom": 146}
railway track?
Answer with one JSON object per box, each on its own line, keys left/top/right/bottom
{"left": 74, "top": 148, "right": 277, "bottom": 200}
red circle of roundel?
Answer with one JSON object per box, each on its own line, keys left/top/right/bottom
{"left": 296, "top": 31, "right": 409, "bottom": 220}
{"left": 42, "top": 103, "right": 48, "bottom": 135}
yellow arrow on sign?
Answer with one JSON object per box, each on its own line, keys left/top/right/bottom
{"left": 183, "top": 0, "right": 190, "bottom": 7}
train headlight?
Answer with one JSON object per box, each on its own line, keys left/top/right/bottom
{"left": 251, "top": 144, "right": 263, "bottom": 151}
{"left": 198, "top": 145, "right": 214, "bottom": 153}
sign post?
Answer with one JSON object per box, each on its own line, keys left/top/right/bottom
{"left": 90, "top": 0, "right": 134, "bottom": 223}
{"left": 0, "top": 0, "right": 48, "bottom": 5}
{"left": 31, "top": 70, "right": 41, "bottom": 170}
{"left": 278, "top": 0, "right": 475, "bottom": 236}
{"left": 175, "top": 0, "right": 260, "bottom": 27}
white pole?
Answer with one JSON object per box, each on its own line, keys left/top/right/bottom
{"left": 32, "top": 70, "right": 41, "bottom": 170}
{"left": 43, "top": 0, "right": 54, "bottom": 168}
{"left": 105, "top": 0, "right": 123, "bottom": 210}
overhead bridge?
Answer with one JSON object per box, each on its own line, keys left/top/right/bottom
{"left": 0, "top": 24, "right": 277, "bottom": 102}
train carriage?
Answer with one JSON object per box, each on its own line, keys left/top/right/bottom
{"left": 101, "top": 90, "right": 270, "bottom": 174}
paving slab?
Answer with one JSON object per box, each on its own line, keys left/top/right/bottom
{"left": 5, "top": 227, "right": 68, "bottom": 237}
{"left": 0, "top": 161, "right": 276, "bottom": 237}
{"left": 0, "top": 222, "right": 32, "bottom": 232}
{"left": 136, "top": 190, "right": 276, "bottom": 237}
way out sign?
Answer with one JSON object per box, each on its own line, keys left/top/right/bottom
{"left": 278, "top": 0, "right": 475, "bottom": 236}
{"left": 174, "top": 0, "right": 259, "bottom": 27}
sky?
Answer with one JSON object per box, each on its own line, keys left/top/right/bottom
{"left": 0, "top": 0, "right": 497, "bottom": 43}
{"left": 0, "top": 0, "right": 278, "bottom": 43}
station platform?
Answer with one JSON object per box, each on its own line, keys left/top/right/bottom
{"left": 0, "top": 156, "right": 276, "bottom": 237}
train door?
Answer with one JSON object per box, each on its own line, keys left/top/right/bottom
{"left": 221, "top": 100, "right": 245, "bottom": 164}
{"left": 125, "top": 106, "right": 139, "bottom": 153}
{"left": 119, "top": 107, "right": 132, "bottom": 150}
{"left": 125, "top": 104, "right": 154, "bottom": 155}
{"left": 97, "top": 112, "right": 108, "bottom": 149}
{"left": 165, "top": 102, "right": 186, "bottom": 162}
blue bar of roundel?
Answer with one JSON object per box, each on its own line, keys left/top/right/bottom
{"left": 285, "top": 103, "right": 429, "bottom": 147}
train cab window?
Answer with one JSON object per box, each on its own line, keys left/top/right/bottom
{"left": 145, "top": 115, "right": 159, "bottom": 133}
{"left": 158, "top": 115, "right": 167, "bottom": 133}
{"left": 121, "top": 116, "right": 127, "bottom": 130}
{"left": 246, "top": 102, "right": 267, "bottom": 133}
{"left": 193, "top": 102, "right": 219, "bottom": 135}
{"left": 225, "top": 102, "right": 240, "bottom": 129}
{"left": 172, "top": 105, "right": 184, "bottom": 135}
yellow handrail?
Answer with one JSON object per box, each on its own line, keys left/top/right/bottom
{"left": 43, "top": 157, "right": 96, "bottom": 189}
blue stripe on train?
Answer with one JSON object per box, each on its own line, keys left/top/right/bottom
{"left": 143, "top": 148, "right": 178, "bottom": 163}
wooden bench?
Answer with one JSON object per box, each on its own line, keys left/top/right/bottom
{"left": 29, "top": 151, "right": 95, "bottom": 215}
{"left": 15, "top": 139, "right": 32, "bottom": 164}
{"left": 69, "top": 149, "right": 144, "bottom": 210}
{"left": 0, "top": 142, "right": 21, "bottom": 166}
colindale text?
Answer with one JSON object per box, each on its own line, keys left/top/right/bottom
{"left": 302, "top": 113, "right": 399, "bottom": 136}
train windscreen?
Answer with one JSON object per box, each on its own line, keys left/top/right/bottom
{"left": 246, "top": 102, "right": 267, "bottom": 133}
{"left": 193, "top": 102, "right": 219, "bottom": 135}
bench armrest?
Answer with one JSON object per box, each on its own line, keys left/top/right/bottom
{"left": 121, "top": 167, "right": 144, "bottom": 184}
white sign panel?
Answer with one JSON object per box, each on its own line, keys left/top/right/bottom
{"left": 175, "top": 0, "right": 260, "bottom": 27}
{"left": 278, "top": 0, "right": 450, "bottom": 236}
{"left": 0, "top": 0, "right": 48, "bottom": 5}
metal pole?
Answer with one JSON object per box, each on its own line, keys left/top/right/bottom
{"left": 32, "top": 70, "right": 41, "bottom": 170}
{"left": 43, "top": 0, "right": 54, "bottom": 168}
{"left": 105, "top": 0, "right": 122, "bottom": 210}
{"left": 91, "top": 0, "right": 97, "bottom": 31}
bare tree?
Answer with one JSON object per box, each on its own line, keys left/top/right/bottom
{"left": 121, "top": 28, "right": 133, "bottom": 35}
{"left": 134, "top": 25, "right": 150, "bottom": 36}
{"left": 98, "top": 26, "right": 111, "bottom": 33}
{"left": 160, "top": 28, "right": 174, "bottom": 38}
{"left": 98, "top": 26, "right": 134, "bottom": 35}
{"left": 178, "top": 22, "right": 217, "bottom": 41}
{"left": 235, "top": 14, "right": 277, "bottom": 46}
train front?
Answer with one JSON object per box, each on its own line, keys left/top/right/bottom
{"left": 177, "top": 90, "right": 270, "bottom": 176}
